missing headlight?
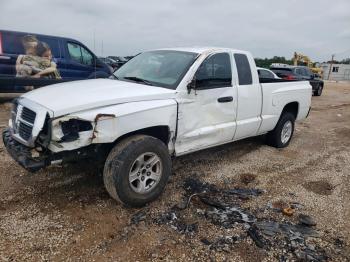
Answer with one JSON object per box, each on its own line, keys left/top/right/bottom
{"left": 60, "top": 119, "right": 93, "bottom": 142}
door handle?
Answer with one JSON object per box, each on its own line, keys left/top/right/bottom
{"left": 217, "top": 96, "right": 233, "bottom": 103}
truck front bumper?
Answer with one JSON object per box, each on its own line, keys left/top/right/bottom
{"left": 2, "top": 128, "right": 48, "bottom": 172}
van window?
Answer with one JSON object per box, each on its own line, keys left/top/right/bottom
{"left": 195, "top": 53, "right": 232, "bottom": 89}
{"left": 67, "top": 42, "right": 93, "bottom": 66}
{"left": 234, "top": 53, "right": 252, "bottom": 85}
{"left": 81, "top": 46, "right": 93, "bottom": 65}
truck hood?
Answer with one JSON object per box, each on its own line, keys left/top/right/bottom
{"left": 22, "top": 79, "right": 177, "bottom": 117}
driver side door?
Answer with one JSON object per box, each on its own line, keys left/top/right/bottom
{"left": 175, "top": 52, "right": 237, "bottom": 155}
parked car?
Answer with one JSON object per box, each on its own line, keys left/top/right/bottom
{"left": 0, "top": 30, "right": 112, "bottom": 92}
{"left": 3, "top": 47, "right": 312, "bottom": 207}
{"left": 257, "top": 67, "right": 280, "bottom": 79}
{"left": 107, "top": 56, "right": 128, "bottom": 68}
{"left": 270, "top": 65, "right": 324, "bottom": 96}
{"left": 98, "top": 57, "right": 119, "bottom": 70}
{"left": 124, "top": 56, "right": 135, "bottom": 61}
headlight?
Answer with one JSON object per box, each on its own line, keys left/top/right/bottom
{"left": 60, "top": 119, "right": 92, "bottom": 142}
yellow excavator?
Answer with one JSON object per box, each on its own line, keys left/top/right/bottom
{"left": 293, "top": 52, "right": 323, "bottom": 77}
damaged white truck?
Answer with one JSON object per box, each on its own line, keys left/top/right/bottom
{"left": 3, "top": 47, "right": 312, "bottom": 207}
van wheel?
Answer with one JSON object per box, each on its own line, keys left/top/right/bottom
{"left": 266, "top": 113, "right": 295, "bottom": 148}
{"left": 103, "top": 135, "right": 171, "bottom": 207}
{"left": 314, "top": 85, "right": 323, "bottom": 96}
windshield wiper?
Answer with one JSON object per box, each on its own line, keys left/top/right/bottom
{"left": 122, "top": 76, "right": 153, "bottom": 86}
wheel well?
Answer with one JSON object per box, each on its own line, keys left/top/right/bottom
{"left": 113, "top": 126, "right": 170, "bottom": 146}
{"left": 282, "top": 102, "right": 299, "bottom": 119}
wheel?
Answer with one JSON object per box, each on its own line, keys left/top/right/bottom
{"left": 103, "top": 135, "right": 171, "bottom": 207}
{"left": 314, "top": 85, "right": 323, "bottom": 96}
{"left": 266, "top": 112, "right": 295, "bottom": 148}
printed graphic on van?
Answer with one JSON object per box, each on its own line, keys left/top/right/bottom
{"left": 0, "top": 30, "right": 112, "bottom": 93}
{"left": 16, "top": 35, "right": 61, "bottom": 82}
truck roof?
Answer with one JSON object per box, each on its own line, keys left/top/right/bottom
{"left": 154, "top": 47, "right": 250, "bottom": 55}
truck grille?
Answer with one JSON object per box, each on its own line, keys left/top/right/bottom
{"left": 21, "top": 107, "right": 36, "bottom": 124}
{"left": 12, "top": 104, "right": 37, "bottom": 141}
{"left": 18, "top": 122, "right": 33, "bottom": 140}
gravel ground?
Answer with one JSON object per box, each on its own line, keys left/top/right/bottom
{"left": 0, "top": 82, "right": 349, "bottom": 261}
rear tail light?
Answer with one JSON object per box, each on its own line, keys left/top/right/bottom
{"left": 283, "top": 75, "right": 296, "bottom": 80}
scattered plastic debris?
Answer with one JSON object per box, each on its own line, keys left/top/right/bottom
{"left": 155, "top": 210, "right": 197, "bottom": 235}
{"left": 153, "top": 177, "right": 334, "bottom": 260}
{"left": 130, "top": 209, "right": 147, "bottom": 225}
{"left": 201, "top": 236, "right": 238, "bottom": 252}
{"left": 298, "top": 214, "right": 317, "bottom": 227}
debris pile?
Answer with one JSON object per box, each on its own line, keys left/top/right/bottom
{"left": 154, "top": 177, "right": 333, "bottom": 261}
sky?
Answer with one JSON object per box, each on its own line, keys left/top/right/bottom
{"left": 1, "top": 0, "right": 349, "bottom": 62}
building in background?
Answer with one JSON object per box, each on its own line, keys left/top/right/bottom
{"left": 321, "top": 63, "right": 350, "bottom": 81}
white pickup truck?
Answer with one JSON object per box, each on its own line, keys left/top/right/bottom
{"left": 3, "top": 47, "right": 312, "bottom": 207}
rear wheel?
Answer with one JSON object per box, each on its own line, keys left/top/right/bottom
{"left": 266, "top": 112, "right": 295, "bottom": 148}
{"left": 103, "top": 135, "right": 171, "bottom": 207}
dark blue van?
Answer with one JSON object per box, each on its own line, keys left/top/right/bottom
{"left": 0, "top": 30, "right": 112, "bottom": 92}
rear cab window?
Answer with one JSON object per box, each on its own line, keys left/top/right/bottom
{"left": 234, "top": 53, "right": 252, "bottom": 85}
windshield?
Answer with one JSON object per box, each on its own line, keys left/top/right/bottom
{"left": 114, "top": 50, "right": 198, "bottom": 89}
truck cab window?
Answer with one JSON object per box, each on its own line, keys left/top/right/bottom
{"left": 234, "top": 53, "right": 252, "bottom": 85}
{"left": 67, "top": 42, "right": 93, "bottom": 66}
{"left": 195, "top": 53, "right": 232, "bottom": 89}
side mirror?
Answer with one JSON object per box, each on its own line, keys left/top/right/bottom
{"left": 187, "top": 77, "right": 196, "bottom": 94}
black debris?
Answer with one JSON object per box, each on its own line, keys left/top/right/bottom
{"left": 205, "top": 207, "right": 255, "bottom": 228}
{"left": 200, "top": 238, "right": 212, "bottom": 245}
{"left": 298, "top": 214, "right": 317, "bottom": 227}
{"left": 155, "top": 210, "right": 198, "bottom": 235}
{"left": 247, "top": 225, "right": 267, "bottom": 248}
{"left": 209, "top": 236, "right": 238, "bottom": 252}
{"left": 130, "top": 209, "right": 147, "bottom": 225}
{"left": 294, "top": 248, "right": 328, "bottom": 262}
{"left": 183, "top": 177, "right": 218, "bottom": 195}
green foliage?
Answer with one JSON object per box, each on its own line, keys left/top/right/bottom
{"left": 254, "top": 56, "right": 293, "bottom": 68}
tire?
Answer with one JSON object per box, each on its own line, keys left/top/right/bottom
{"left": 103, "top": 135, "right": 171, "bottom": 207}
{"left": 266, "top": 112, "right": 295, "bottom": 148}
{"left": 314, "top": 84, "right": 323, "bottom": 96}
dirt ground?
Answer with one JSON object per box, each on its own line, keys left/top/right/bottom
{"left": 0, "top": 82, "right": 349, "bottom": 261}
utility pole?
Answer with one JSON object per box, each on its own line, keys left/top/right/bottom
{"left": 327, "top": 54, "right": 335, "bottom": 80}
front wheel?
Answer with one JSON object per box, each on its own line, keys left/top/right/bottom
{"left": 103, "top": 135, "right": 171, "bottom": 207}
{"left": 266, "top": 113, "right": 295, "bottom": 148}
